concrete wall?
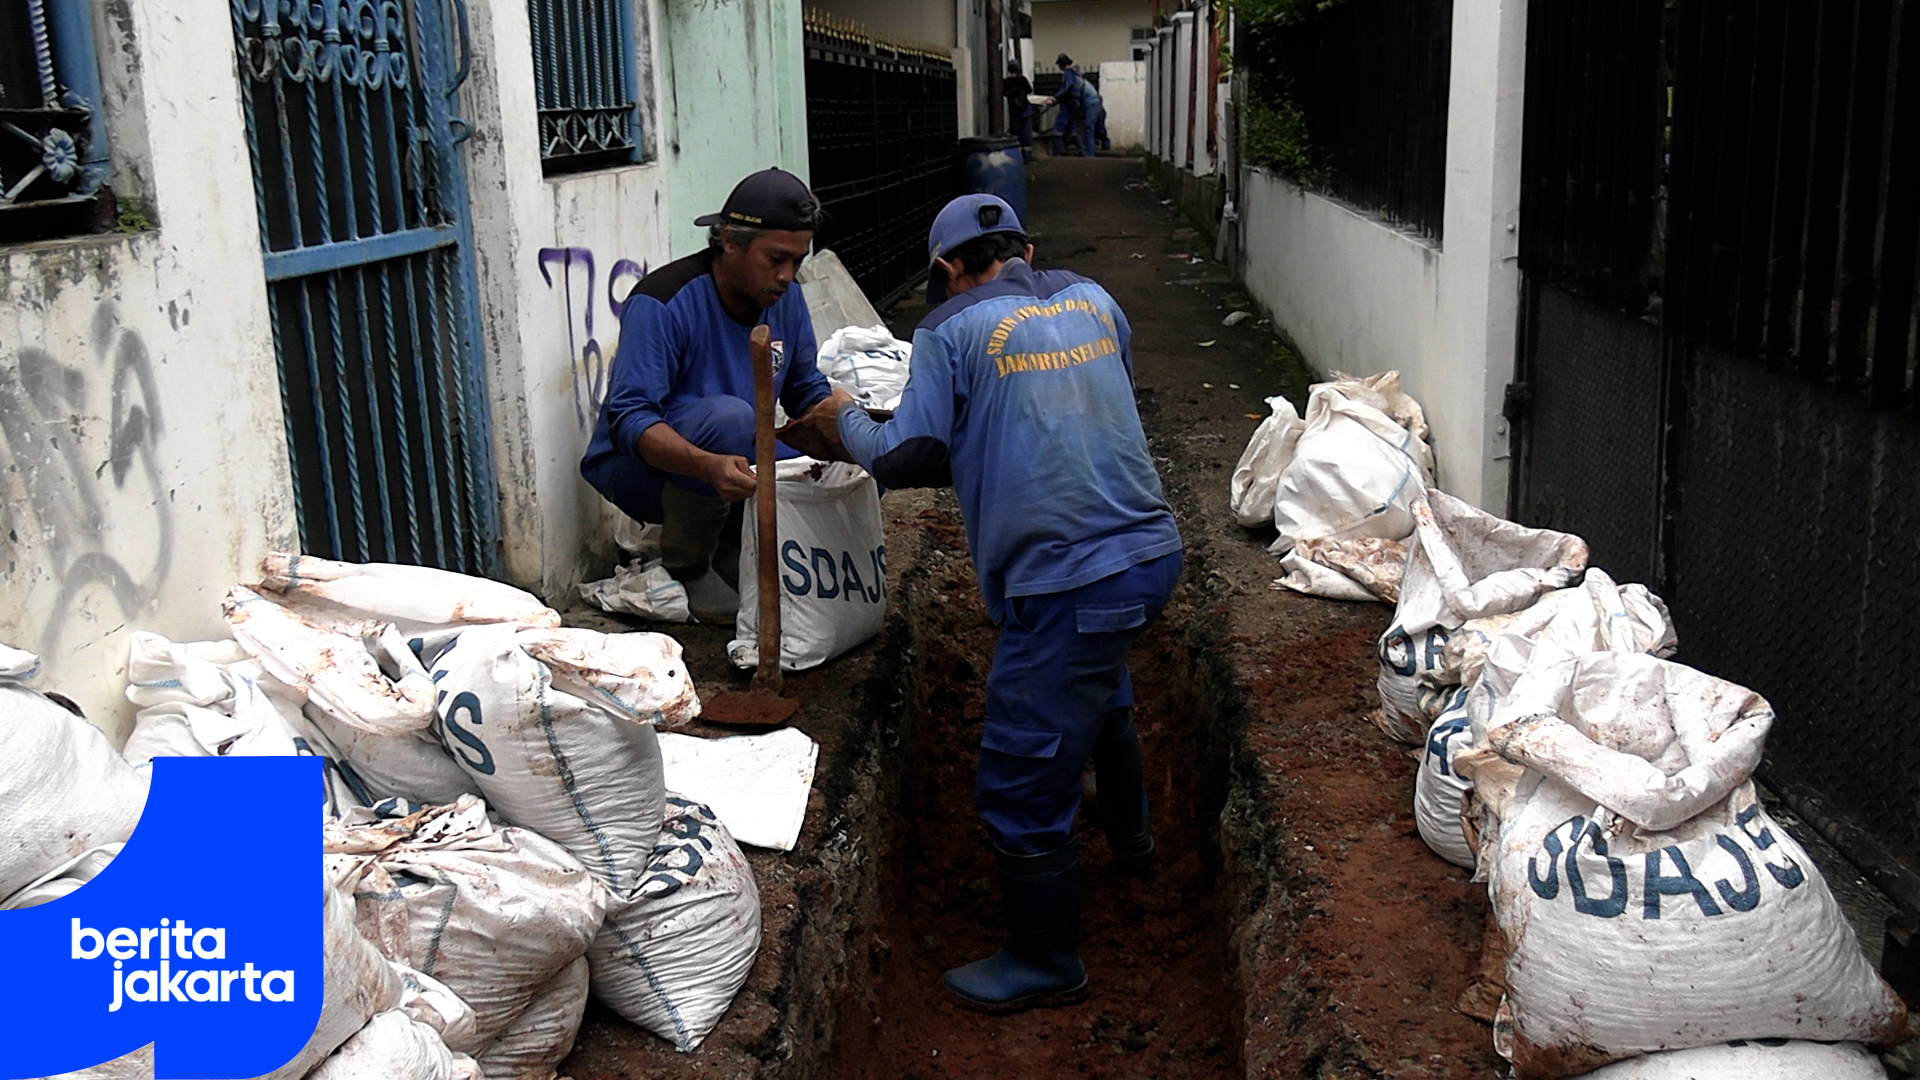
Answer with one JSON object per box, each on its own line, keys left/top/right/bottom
{"left": 659, "top": 0, "right": 810, "bottom": 259}
{"left": 1032, "top": 0, "right": 1152, "bottom": 69}
{"left": 1098, "top": 60, "right": 1147, "bottom": 150}
{"left": 0, "top": 0, "right": 298, "bottom": 737}
{"left": 1227, "top": 0, "right": 1526, "bottom": 509}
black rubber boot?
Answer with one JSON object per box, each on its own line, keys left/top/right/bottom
{"left": 1090, "top": 707, "right": 1155, "bottom": 872}
{"left": 943, "top": 837, "right": 1089, "bottom": 1013}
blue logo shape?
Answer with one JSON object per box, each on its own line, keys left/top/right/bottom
{"left": 0, "top": 757, "right": 322, "bottom": 1079}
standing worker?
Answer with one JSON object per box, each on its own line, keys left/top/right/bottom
{"left": 580, "top": 167, "right": 844, "bottom": 623}
{"left": 1003, "top": 60, "right": 1036, "bottom": 164}
{"left": 778, "top": 195, "right": 1184, "bottom": 1013}
{"left": 1047, "top": 53, "right": 1087, "bottom": 157}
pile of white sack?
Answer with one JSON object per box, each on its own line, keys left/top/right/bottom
{"left": 1230, "top": 371, "right": 1434, "bottom": 602}
{"left": 2, "top": 551, "right": 774, "bottom": 1078}
{"left": 1227, "top": 391, "right": 1911, "bottom": 1076}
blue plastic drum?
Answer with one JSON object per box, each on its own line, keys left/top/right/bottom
{"left": 956, "top": 136, "right": 1029, "bottom": 225}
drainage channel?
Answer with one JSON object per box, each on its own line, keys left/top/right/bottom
{"left": 826, "top": 495, "right": 1242, "bottom": 1079}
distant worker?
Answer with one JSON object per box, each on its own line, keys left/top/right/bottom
{"left": 778, "top": 195, "right": 1184, "bottom": 1013}
{"left": 1046, "top": 54, "right": 1104, "bottom": 157}
{"left": 1003, "top": 60, "right": 1036, "bottom": 164}
{"left": 580, "top": 167, "right": 842, "bottom": 623}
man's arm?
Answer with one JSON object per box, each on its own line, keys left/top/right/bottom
{"left": 638, "top": 425, "right": 756, "bottom": 501}
{"left": 835, "top": 326, "right": 957, "bottom": 489}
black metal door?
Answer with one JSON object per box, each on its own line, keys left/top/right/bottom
{"left": 1515, "top": 0, "right": 1920, "bottom": 913}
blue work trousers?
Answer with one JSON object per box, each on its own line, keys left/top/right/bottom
{"left": 976, "top": 551, "right": 1184, "bottom": 855}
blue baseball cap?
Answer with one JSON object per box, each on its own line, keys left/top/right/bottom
{"left": 926, "top": 194, "right": 1026, "bottom": 303}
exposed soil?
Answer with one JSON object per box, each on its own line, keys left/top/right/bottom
{"left": 828, "top": 496, "right": 1240, "bottom": 1080}
{"left": 828, "top": 156, "right": 1504, "bottom": 1079}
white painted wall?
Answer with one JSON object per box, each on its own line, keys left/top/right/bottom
{"left": 1097, "top": 60, "right": 1147, "bottom": 150}
{"left": 462, "top": 0, "right": 677, "bottom": 600}
{"left": 1230, "top": 0, "right": 1527, "bottom": 510}
{"left": 1031, "top": 0, "right": 1153, "bottom": 70}
{"left": 1190, "top": 2, "right": 1213, "bottom": 176}
{"left": 0, "top": 0, "right": 298, "bottom": 737}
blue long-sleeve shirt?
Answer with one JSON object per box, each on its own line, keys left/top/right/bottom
{"left": 838, "top": 260, "right": 1182, "bottom": 622}
{"left": 581, "top": 249, "right": 831, "bottom": 519}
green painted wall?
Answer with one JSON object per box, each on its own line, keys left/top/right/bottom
{"left": 661, "top": 0, "right": 810, "bottom": 258}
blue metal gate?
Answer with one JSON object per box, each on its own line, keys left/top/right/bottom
{"left": 230, "top": 0, "right": 501, "bottom": 575}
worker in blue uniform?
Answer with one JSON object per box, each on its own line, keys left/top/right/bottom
{"left": 777, "top": 194, "right": 1184, "bottom": 1014}
{"left": 1047, "top": 54, "right": 1104, "bottom": 157}
{"left": 580, "top": 168, "right": 839, "bottom": 623}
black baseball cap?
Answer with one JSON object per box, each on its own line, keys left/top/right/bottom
{"left": 1056, "top": 53, "right": 1073, "bottom": 67}
{"left": 694, "top": 167, "right": 820, "bottom": 232}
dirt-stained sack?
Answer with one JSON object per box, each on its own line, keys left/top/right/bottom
{"left": 307, "top": 1009, "right": 479, "bottom": 1080}
{"left": 1268, "top": 372, "right": 1435, "bottom": 556}
{"left": 1375, "top": 491, "right": 1587, "bottom": 744}
{"left": 1414, "top": 571, "right": 1677, "bottom": 869}
{"left": 327, "top": 796, "right": 607, "bottom": 1050}
{"left": 588, "top": 795, "right": 761, "bottom": 1053}
{"left": 1570, "top": 1039, "right": 1889, "bottom": 1079}
{"left": 731, "top": 459, "right": 887, "bottom": 672}
{"left": 224, "top": 586, "right": 438, "bottom": 737}
{"left": 477, "top": 955, "right": 590, "bottom": 1080}
{"left": 1487, "top": 659, "right": 1905, "bottom": 1075}
{"left": 1273, "top": 536, "right": 1407, "bottom": 603}
{"left": 424, "top": 626, "right": 695, "bottom": 890}
{"left": 0, "top": 648, "right": 148, "bottom": 901}
{"left": 255, "top": 552, "right": 561, "bottom": 633}
{"left": 271, "top": 878, "right": 407, "bottom": 1080}
{"left": 1230, "top": 395, "right": 1305, "bottom": 528}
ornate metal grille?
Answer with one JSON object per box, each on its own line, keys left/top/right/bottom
{"left": 529, "top": 0, "right": 641, "bottom": 174}
{"left": 231, "top": 0, "right": 503, "bottom": 575}
{"left": 0, "top": 0, "right": 107, "bottom": 241}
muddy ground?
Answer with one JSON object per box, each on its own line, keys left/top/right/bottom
{"left": 562, "top": 156, "right": 1510, "bottom": 1079}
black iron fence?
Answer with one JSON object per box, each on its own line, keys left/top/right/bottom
{"left": 1240, "top": 0, "right": 1453, "bottom": 239}
{"left": 803, "top": 11, "right": 958, "bottom": 304}
{"left": 1515, "top": 0, "right": 1920, "bottom": 914}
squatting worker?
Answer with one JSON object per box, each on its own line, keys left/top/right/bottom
{"left": 777, "top": 194, "right": 1183, "bottom": 1013}
{"left": 579, "top": 167, "right": 839, "bottom": 623}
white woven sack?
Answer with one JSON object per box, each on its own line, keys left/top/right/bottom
{"left": 1375, "top": 490, "right": 1587, "bottom": 744}
{"left": 394, "top": 963, "right": 483, "bottom": 1055}
{"left": 254, "top": 552, "right": 561, "bottom": 633}
{"left": 302, "top": 706, "right": 478, "bottom": 806}
{"left": 731, "top": 459, "right": 887, "bottom": 672}
{"left": 819, "top": 324, "right": 912, "bottom": 411}
{"left": 271, "top": 879, "right": 407, "bottom": 1080}
{"left": 1, "top": 843, "right": 121, "bottom": 910}
{"left": 308, "top": 1010, "right": 474, "bottom": 1080}
{"left": 578, "top": 559, "right": 692, "bottom": 624}
{"left": 589, "top": 795, "right": 761, "bottom": 1054}
{"left": 120, "top": 643, "right": 369, "bottom": 819}
{"left": 1415, "top": 571, "right": 1678, "bottom": 870}
{"left": 476, "top": 955, "right": 589, "bottom": 1080}
{"left": 224, "top": 586, "right": 437, "bottom": 737}
{"left": 1268, "top": 375, "right": 1435, "bottom": 556}
{"left": 0, "top": 653, "right": 148, "bottom": 900}
{"left": 1487, "top": 656, "right": 1907, "bottom": 1079}
{"left": 1573, "top": 1039, "right": 1888, "bottom": 1079}
{"left": 327, "top": 797, "right": 607, "bottom": 1049}
{"left": 1229, "top": 395, "right": 1304, "bottom": 528}
{"left": 424, "top": 626, "right": 696, "bottom": 891}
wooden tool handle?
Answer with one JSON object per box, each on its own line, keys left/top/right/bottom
{"left": 750, "top": 324, "right": 782, "bottom": 694}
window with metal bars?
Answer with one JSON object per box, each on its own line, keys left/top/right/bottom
{"left": 528, "top": 0, "right": 644, "bottom": 175}
{"left": 0, "top": 0, "right": 110, "bottom": 242}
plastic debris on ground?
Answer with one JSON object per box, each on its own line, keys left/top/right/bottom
{"left": 658, "top": 727, "right": 820, "bottom": 852}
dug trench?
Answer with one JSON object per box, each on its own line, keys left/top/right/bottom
{"left": 560, "top": 156, "right": 1506, "bottom": 1080}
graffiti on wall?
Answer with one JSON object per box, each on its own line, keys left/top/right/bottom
{"left": 538, "top": 247, "right": 648, "bottom": 431}
{"left": 0, "top": 303, "right": 173, "bottom": 655}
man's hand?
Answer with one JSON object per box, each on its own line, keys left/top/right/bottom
{"left": 700, "top": 453, "right": 759, "bottom": 501}
{"left": 777, "top": 390, "right": 855, "bottom": 463}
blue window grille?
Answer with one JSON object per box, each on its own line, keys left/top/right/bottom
{"left": 0, "top": 0, "right": 109, "bottom": 241}
{"left": 528, "top": 0, "right": 642, "bottom": 174}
